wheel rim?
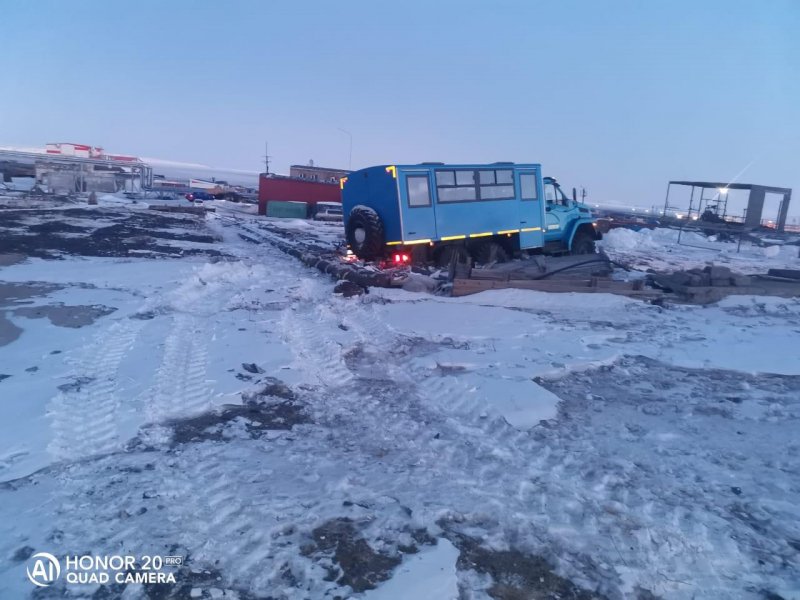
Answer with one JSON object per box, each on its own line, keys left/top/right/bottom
{"left": 354, "top": 227, "right": 366, "bottom": 244}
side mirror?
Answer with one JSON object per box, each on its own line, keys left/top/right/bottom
{"left": 572, "top": 187, "right": 577, "bottom": 202}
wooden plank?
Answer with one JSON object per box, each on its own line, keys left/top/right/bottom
{"left": 452, "top": 277, "right": 664, "bottom": 299}
{"left": 468, "top": 270, "right": 510, "bottom": 281}
{"left": 766, "top": 268, "right": 800, "bottom": 280}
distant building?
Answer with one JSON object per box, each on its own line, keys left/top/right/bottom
{"left": 0, "top": 142, "right": 152, "bottom": 194}
{"left": 258, "top": 174, "right": 341, "bottom": 216}
{"left": 289, "top": 164, "right": 350, "bottom": 184}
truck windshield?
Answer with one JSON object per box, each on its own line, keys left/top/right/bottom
{"left": 544, "top": 182, "right": 570, "bottom": 205}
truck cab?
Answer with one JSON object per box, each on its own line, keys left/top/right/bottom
{"left": 542, "top": 176, "right": 598, "bottom": 254}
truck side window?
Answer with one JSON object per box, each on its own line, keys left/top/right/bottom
{"left": 406, "top": 175, "right": 431, "bottom": 207}
{"left": 436, "top": 169, "right": 477, "bottom": 202}
{"left": 479, "top": 169, "right": 515, "bottom": 200}
{"left": 436, "top": 171, "right": 455, "bottom": 186}
{"left": 520, "top": 174, "right": 537, "bottom": 201}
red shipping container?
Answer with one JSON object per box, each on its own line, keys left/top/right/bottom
{"left": 258, "top": 175, "right": 341, "bottom": 216}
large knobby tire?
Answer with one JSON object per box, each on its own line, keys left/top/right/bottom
{"left": 571, "top": 229, "right": 596, "bottom": 255}
{"left": 346, "top": 206, "right": 385, "bottom": 261}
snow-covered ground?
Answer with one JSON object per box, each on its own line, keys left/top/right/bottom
{"left": 600, "top": 226, "right": 800, "bottom": 274}
{"left": 0, "top": 206, "right": 798, "bottom": 599}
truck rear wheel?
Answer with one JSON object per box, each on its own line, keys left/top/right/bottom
{"left": 435, "top": 245, "right": 472, "bottom": 279}
{"left": 471, "top": 241, "right": 509, "bottom": 265}
{"left": 346, "top": 206, "right": 385, "bottom": 261}
{"left": 435, "top": 245, "right": 468, "bottom": 268}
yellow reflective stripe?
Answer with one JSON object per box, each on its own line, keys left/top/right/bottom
{"left": 404, "top": 238, "right": 432, "bottom": 245}
{"left": 497, "top": 229, "right": 520, "bottom": 235}
{"left": 385, "top": 241, "right": 403, "bottom": 246}
{"left": 339, "top": 177, "right": 348, "bottom": 190}
{"left": 520, "top": 227, "right": 542, "bottom": 232}
{"left": 468, "top": 232, "right": 493, "bottom": 238}
{"left": 385, "top": 166, "right": 397, "bottom": 178}
{"left": 441, "top": 234, "right": 466, "bottom": 241}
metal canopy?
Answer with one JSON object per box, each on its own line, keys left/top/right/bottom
{"left": 669, "top": 181, "right": 791, "bottom": 194}
{"left": 663, "top": 179, "right": 793, "bottom": 232}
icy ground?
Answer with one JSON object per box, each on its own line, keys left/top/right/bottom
{"left": 0, "top": 204, "right": 798, "bottom": 599}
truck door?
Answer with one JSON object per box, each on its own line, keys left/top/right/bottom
{"left": 544, "top": 179, "right": 568, "bottom": 239}
{"left": 398, "top": 170, "right": 437, "bottom": 243}
{"left": 516, "top": 169, "right": 544, "bottom": 250}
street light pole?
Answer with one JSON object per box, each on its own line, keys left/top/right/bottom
{"left": 337, "top": 128, "right": 352, "bottom": 170}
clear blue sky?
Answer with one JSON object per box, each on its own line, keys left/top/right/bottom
{"left": 1, "top": 0, "right": 798, "bottom": 216}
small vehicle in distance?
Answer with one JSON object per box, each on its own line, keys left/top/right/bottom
{"left": 313, "top": 202, "right": 343, "bottom": 222}
{"left": 185, "top": 191, "right": 215, "bottom": 202}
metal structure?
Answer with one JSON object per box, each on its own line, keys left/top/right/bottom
{"left": 662, "top": 180, "right": 792, "bottom": 232}
{"left": 0, "top": 148, "right": 153, "bottom": 194}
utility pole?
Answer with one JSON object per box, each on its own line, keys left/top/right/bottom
{"left": 337, "top": 128, "right": 352, "bottom": 170}
{"left": 263, "top": 142, "right": 271, "bottom": 175}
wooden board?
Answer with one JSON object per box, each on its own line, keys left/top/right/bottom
{"left": 766, "top": 268, "right": 800, "bottom": 280}
{"left": 452, "top": 277, "right": 663, "bottom": 299}
{"left": 470, "top": 255, "right": 612, "bottom": 282}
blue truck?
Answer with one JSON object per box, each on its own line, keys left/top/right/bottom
{"left": 341, "top": 162, "right": 600, "bottom": 265}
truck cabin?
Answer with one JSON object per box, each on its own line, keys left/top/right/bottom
{"left": 341, "top": 163, "right": 598, "bottom": 264}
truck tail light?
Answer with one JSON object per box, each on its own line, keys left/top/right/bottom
{"left": 393, "top": 253, "right": 410, "bottom": 265}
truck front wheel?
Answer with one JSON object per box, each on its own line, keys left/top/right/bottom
{"left": 570, "top": 230, "right": 596, "bottom": 255}
{"left": 346, "top": 206, "right": 385, "bottom": 261}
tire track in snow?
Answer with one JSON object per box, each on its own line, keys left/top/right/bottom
{"left": 339, "top": 298, "right": 508, "bottom": 427}
{"left": 181, "top": 445, "right": 277, "bottom": 584}
{"left": 300, "top": 292, "right": 636, "bottom": 594}
{"left": 282, "top": 297, "right": 354, "bottom": 390}
{"left": 48, "top": 320, "right": 141, "bottom": 462}
{"left": 143, "top": 313, "right": 213, "bottom": 445}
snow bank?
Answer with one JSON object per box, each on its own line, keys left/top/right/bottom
{"left": 601, "top": 227, "right": 709, "bottom": 252}
{"left": 600, "top": 226, "right": 800, "bottom": 274}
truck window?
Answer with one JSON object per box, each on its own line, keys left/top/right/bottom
{"left": 436, "top": 170, "right": 477, "bottom": 202}
{"left": 520, "top": 174, "right": 537, "bottom": 200}
{"left": 478, "top": 169, "right": 515, "bottom": 200}
{"left": 406, "top": 175, "right": 431, "bottom": 207}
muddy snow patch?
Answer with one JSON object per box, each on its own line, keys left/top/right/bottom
{"left": 302, "top": 518, "right": 403, "bottom": 593}
{"left": 445, "top": 530, "right": 607, "bottom": 600}
{"left": 168, "top": 398, "right": 309, "bottom": 445}
{"left": 0, "top": 314, "right": 23, "bottom": 347}
{"left": 13, "top": 302, "right": 116, "bottom": 328}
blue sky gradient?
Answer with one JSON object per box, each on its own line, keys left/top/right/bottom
{"left": 1, "top": 0, "right": 798, "bottom": 216}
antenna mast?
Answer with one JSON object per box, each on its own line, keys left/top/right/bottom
{"left": 263, "top": 142, "right": 271, "bottom": 175}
